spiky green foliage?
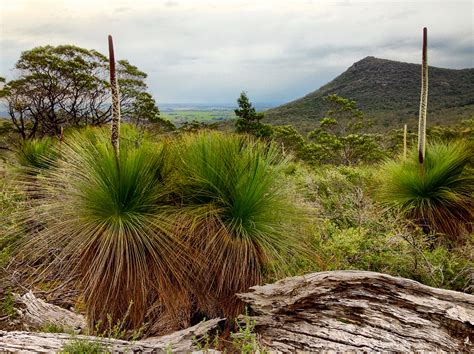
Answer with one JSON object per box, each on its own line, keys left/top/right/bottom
{"left": 377, "top": 141, "right": 473, "bottom": 243}
{"left": 16, "top": 138, "right": 56, "bottom": 172}
{"left": 172, "top": 132, "right": 304, "bottom": 317}
{"left": 18, "top": 127, "right": 189, "bottom": 331}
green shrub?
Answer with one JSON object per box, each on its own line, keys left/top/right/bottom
{"left": 62, "top": 337, "right": 106, "bottom": 353}
{"left": 281, "top": 163, "right": 473, "bottom": 294}
{"left": 18, "top": 127, "right": 189, "bottom": 332}
{"left": 172, "top": 132, "right": 306, "bottom": 318}
{"left": 1, "top": 289, "right": 16, "bottom": 318}
{"left": 376, "top": 141, "right": 473, "bottom": 244}
{"left": 231, "top": 311, "right": 266, "bottom": 353}
{"left": 16, "top": 138, "right": 56, "bottom": 172}
{"left": 40, "top": 322, "right": 66, "bottom": 333}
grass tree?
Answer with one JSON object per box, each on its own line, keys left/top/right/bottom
{"left": 15, "top": 138, "right": 56, "bottom": 173}
{"left": 377, "top": 28, "right": 473, "bottom": 244}
{"left": 17, "top": 128, "right": 190, "bottom": 332}
{"left": 377, "top": 141, "right": 473, "bottom": 244}
{"left": 171, "top": 132, "right": 306, "bottom": 318}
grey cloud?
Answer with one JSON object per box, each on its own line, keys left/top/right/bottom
{"left": 164, "top": 1, "right": 179, "bottom": 7}
{"left": 1, "top": 0, "right": 472, "bottom": 103}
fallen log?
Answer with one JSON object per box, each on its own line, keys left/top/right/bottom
{"left": 237, "top": 270, "right": 474, "bottom": 352}
{"left": 13, "top": 291, "right": 86, "bottom": 332}
{"left": 0, "top": 317, "right": 223, "bottom": 352}
{"left": 3, "top": 271, "right": 473, "bottom": 351}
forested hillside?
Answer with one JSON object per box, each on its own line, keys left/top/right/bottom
{"left": 266, "top": 56, "right": 474, "bottom": 133}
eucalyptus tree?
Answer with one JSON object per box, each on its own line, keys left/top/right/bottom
{"left": 0, "top": 45, "right": 161, "bottom": 139}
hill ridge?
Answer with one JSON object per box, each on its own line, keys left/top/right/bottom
{"left": 265, "top": 56, "right": 474, "bottom": 133}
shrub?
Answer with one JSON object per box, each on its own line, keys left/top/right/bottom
{"left": 377, "top": 141, "right": 473, "bottom": 244}
{"left": 18, "top": 127, "right": 189, "bottom": 332}
{"left": 62, "top": 337, "right": 105, "bottom": 353}
{"left": 172, "top": 132, "right": 305, "bottom": 318}
{"left": 16, "top": 138, "right": 56, "bottom": 173}
{"left": 281, "top": 163, "right": 473, "bottom": 294}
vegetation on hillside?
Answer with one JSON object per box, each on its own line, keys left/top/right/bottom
{"left": 265, "top": 56, "right": 474, "bottom": 133}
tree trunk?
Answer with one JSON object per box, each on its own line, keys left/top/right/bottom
{"left": 13, "top": 291, "right": 86, "bottom": 333}
{"left": 0, "top": 318, "right": 223, "bottom": 352}
{"left": 3, "top": 271, "right": 473, "bottom": 351}
{"left": 237, "top": 270, "right": 474, "bottom": 352}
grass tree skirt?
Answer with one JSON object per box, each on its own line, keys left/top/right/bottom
{"left": 237, "top": 270, "right": 474, "bottom": 352}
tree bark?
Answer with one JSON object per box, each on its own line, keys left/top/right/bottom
{"left": 13, "top": 291, "right": 86, "bottom": 333}
{"left": 237, "top": 270, "right": 474, "bottom": 352}
{"left": 0, "top": 318, "right": 223, "bottom": 352}
{"left": 3, "top": 271, "right": 473, "bottom": 351}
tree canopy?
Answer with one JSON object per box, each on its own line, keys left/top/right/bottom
{"left": 308, "top": 94, "right": 383, "bottom": 165}
{"left": 234, "top": 91, "right": 271, "bottom": 137}
{"left": 0, "top": 45, "right": 167, "bottom": 138}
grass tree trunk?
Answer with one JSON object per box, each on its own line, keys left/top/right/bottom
{"left": 417, "top": 27, "right": 428, "bottom": 173}
{"left": 108, "top": 35, "right": 120, "bottom": 157}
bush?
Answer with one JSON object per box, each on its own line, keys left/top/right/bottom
{"left": 281, "top": 163, "right": 473, "bottom": 294}
{"left": 172, "top": 132, "right": 306, "bottom": 318}
{"left": 62, "top": 337, "right": 105, "bottom": 353}
{"left": 16, "top": 138, "right": 57, "bottom": 173}
{"left": 17, "top": 127, "right": 189, "bottom": 332}
{"left": 376, "top": 141, "right": 473, "bottom": 244}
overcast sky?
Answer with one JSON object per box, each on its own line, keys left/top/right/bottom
{"left": 1, "top": 0, "right": 473, "bottom": 104}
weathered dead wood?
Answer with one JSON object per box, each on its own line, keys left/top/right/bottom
{"left": 13, "top": 291, "right": 86, "bottom": 332}
{"left": 237, "top": 270, "right": 474, "bottom": 352}
{"left": 0, "top": 317, "right": 223, "bottom": 352}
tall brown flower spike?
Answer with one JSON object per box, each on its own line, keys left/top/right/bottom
{"left": 417, "top": 27, "right": 428, "bottom": 173}
{"left": 108, "top": 35, "right": 121, "bottom": 157}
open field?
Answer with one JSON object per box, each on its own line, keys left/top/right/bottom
{"left": 161, "top": 109, "right": 236, "bottom": 123}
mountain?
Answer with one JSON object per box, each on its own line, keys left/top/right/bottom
{"left": 265, "top": 56, "right": 474, "bottom": 133}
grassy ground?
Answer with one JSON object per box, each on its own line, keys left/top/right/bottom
{"left": 161, "top": 110, "right": 236, "bottom": 124}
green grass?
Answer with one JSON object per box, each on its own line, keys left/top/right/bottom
{"left": 376, "top": 141, "right": 473, "bottom": 244}
{"left": 62, "top": 337, "right": 106, "bottom": 353}
{"left": 0, "top": 168, "right": 24, "bottom": 267}
{"left": 16, "top": 137, "right": 57, "bottom": 173}
{"left": 162, "top": 110, "right": 236, "bottom": 123}
{"left": 40, "top": 322, "right": 66, "bottom": 333}
{"left": 1, "top": 289, "right": 16, "bottom": 318}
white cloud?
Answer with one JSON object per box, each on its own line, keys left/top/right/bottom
{"left": 0, "top": 0, "right": 472, "bottom": 103}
